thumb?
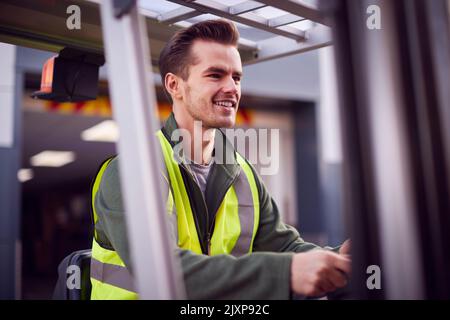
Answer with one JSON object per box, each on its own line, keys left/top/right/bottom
{"left": 339, "top": 239, "right": 351, "bottom": 255}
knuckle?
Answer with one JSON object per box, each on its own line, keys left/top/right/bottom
{"left": 318, "top": 263, "right": 328, "bottom": 275}
{"left": 312, "top": 275, "right": 321, "bottom": 285}
{"left": 317, "top": 268, "right": 325, "bottom": 278}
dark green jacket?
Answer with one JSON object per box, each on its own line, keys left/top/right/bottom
{"left": 93, "top": 113, "right": 325, "bottom": 299}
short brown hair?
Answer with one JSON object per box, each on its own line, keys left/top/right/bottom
{"left": 159, "top": 19, "right": 239, "bottom": 96}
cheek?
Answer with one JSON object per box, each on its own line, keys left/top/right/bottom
{"left": 200, "top": 85, "right": 218, "bottom": 101}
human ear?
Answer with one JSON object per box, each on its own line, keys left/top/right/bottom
{"left": 165, "top": 73, "right": 183, "bottom": 100}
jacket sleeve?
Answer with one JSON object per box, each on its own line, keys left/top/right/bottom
{"left": 249, "top": 163, "right": 328, "bottom": 253}
{"left": 94, "top": 157, "right": 295, "bottom": 299}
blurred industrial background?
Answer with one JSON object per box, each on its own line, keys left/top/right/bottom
{"left": 1, "top": 0, "right": 449, "bottom": 300}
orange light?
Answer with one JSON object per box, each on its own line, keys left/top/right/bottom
{"left": 39, "top": 56, "right": 56, "bottom": 93}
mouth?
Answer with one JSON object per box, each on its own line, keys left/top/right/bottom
{"left": 213, "top": 99, "right": 237, "bottom": 110}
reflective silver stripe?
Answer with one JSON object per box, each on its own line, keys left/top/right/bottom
{"left": 162, "top": 167, "right": 179, "bottom": 243}
{"left": 231, "top": 169, "right": 255, "bottom": 257}
{"left": 90, "top": 257, "right": 135, "bottom": 292}
{"left": 169, "top": 205, "right": 179, "bottom": 243}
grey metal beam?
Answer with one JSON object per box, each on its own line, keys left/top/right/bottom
{"left": 167, "top": 0, "right": 306, "bottom": 41}
{"left": 246, "top": 24, "right": 331, "bottom": 65}
{"left": 229, "top": 0, "right": 267, "bottom": 15}
{"left": 240, "top": 12, "right": 305, "bottom": 38}
{"left": 138, "top": 7, "right": 161, "bottom": 20}
{"left": 257, "top": 0, "right": 329, "bottom": 26}
{"left": 268, "top": 13, "right": 306, "bottom": 28}
{"left": 237, "top": 37, "right": 259, "bottom": 51}
{"left": 158, "top": 7, "right": 202, "bottom": 24}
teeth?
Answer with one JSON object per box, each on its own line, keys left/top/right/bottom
{"left": 214, "top": 101, "right": 234, "bottom": 108}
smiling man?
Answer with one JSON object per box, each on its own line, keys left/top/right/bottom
{"left": 160, "top": 22, "right": 243, "bottom": 166}
{"left": 89, "top": 19, "right": 351, "bottom": 300}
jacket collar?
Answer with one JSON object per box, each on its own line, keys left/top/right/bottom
{"left": 161, "top": 112, "right": 241, "bottom": 180}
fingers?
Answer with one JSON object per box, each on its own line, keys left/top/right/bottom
{"left": 318, "top": 256, "right": 348, "bottom": 294}
{"left": 339, "top": 239, "right": 352, "bottom": 255}
{"left": 327, "top": 266, "right": 348, "bottom": 289}
{"left": 319, "top": 277, "right": 337, "bottom": 294}
{"left": 290, "top": 250, "right": 352, "bottom": 297}
{"left": 332, "top": 253, "right": 352, "bottom": 275}
{"left": 314, "top": 253, "right": 350, "bottom": 296}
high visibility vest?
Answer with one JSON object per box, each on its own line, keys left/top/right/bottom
{"left": 90, "top": 130, "right": 260, "bottom": 299}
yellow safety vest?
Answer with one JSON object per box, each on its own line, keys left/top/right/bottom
{"left": 90, "top": 130, "right": 260, "bottom": 299}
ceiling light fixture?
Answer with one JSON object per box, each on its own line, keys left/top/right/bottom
{"left": 17, "top": 168, "right": 33, "bottom": 182}
{"left": 81, "top": 120, "right": 119, "bottom": 143}
{"left": 30, "top": 150, "right": 76, "bottom": 167}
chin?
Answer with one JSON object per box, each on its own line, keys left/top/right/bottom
{"left": 216, "top": 117, "right": 235, "bottom": 128}
{"left": 221, "top": 121, "right": 235, "bottom": 128}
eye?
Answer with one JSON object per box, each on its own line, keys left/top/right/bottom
{"left": 207, "top": 74, "right": 221, "bottom": 79}
{"left": 233, "top": 76, "right": 241, "bottom": 83}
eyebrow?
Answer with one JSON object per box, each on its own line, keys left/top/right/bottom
{"left": 203, "top": 66, "right": 243, "bottom": 77}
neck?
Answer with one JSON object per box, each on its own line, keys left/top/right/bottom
{"left": 173, "top": 107, "right": 216, "bottom": 165}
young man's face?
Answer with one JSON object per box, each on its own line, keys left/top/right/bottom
{"left": 180, "top": 40, "right": 242, "bottom": 128}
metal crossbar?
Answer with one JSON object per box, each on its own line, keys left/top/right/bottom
{"left": 167, "top": 0, "right": 306, "bottom": 41}
{"left": 0, "top": 0, "right": 332, "bottom": 66}
{"left": 158, "top": 7, "right": 201, "bottom": 24}
{"left": 163, "top": 0, "right": 332, "bottom": 63}
{"left": 257, "top": 0, "right": 328, "bottom": 26}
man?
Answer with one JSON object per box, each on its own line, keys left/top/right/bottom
{"left": 89, "top": 19, "right": 351, "bottom": 300}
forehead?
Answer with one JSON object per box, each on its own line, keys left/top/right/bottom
{"left": 189, "top": 40, "right": 242, "bottom": 72}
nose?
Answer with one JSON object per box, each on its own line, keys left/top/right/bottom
{"left": 222, "top": 76, "right": 239, "bottom": 95}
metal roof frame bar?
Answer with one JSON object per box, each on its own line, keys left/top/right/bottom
{"left": 257, "top": 0, "right": 329, "bottom": 26}
{"left": 253, "top": 24, "right": 331, "bottom": 64}
{"left": 0, "top": 0, "right": 332, "bottom": 66}
{"left": 158, "top": 6, "right": 201, "bottom": 24}
{"left": 163, "top": 0, "right": 332, "bottom": 64}
{"left": 229, "top": 1, "right": 267, "bottom": 15}
{"left": 268, "top": 13, "right": 306, "bottom": 28}
{"left": 167, "top": 0, "right": 306, "bottom": 41}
